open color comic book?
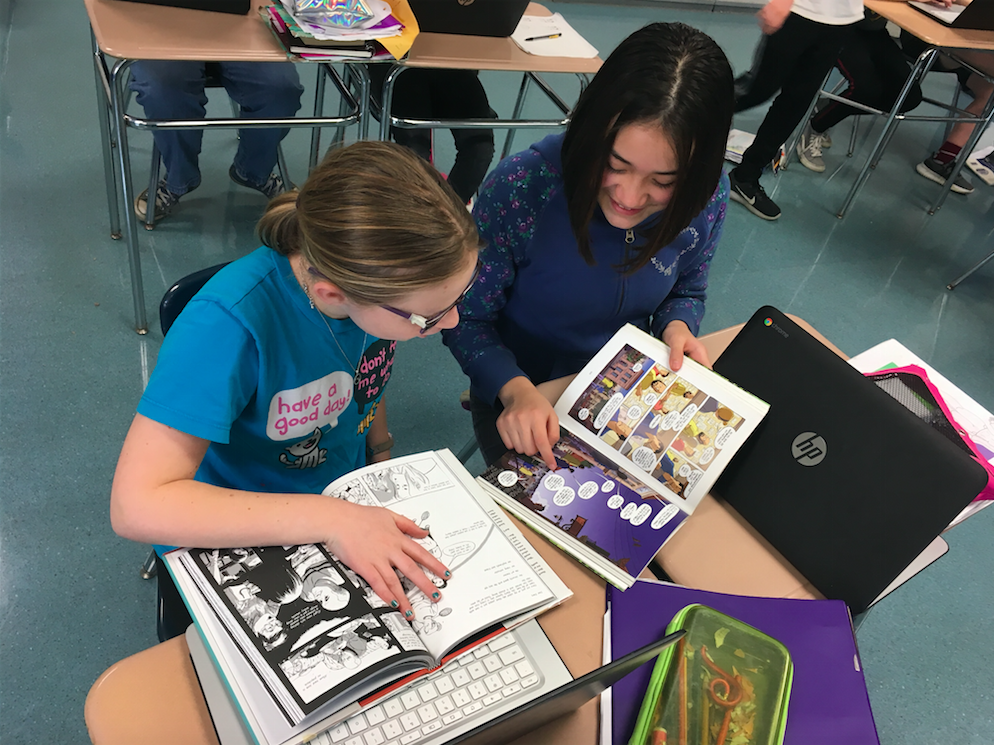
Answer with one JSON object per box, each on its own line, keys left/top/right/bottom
{"left": 165, "top": 450, "right": 571, "bottom": 745}
{"left": 477, "top": 324, "right": 769, "bottom": 590}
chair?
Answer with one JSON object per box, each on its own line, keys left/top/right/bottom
{"left": 138, "top": 264, "right": 230, "bottom": 635}
{"left": 139, "top": 63, "right": 290, "bottom": 229}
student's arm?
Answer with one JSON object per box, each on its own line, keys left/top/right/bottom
{"left": 757, "top": 0, "right": 794, "bottom": 34}
{"left": 365, "top": 397, "right": 392, "bottom": 464}
{"left": 652, "top": 173, "right": 729, "bottom": 370}
{"left": 442, "top": 150, "right": 562, "bottom": 469}
{"left": 111, "top": 413, "right": 444, "bottom": 619}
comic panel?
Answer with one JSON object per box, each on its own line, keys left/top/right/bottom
{"left": 567, "top": 345, "right": 657, "bottom": 434}
{"left": 669, "top": 397, "right": 746, "bottom": 471}
{"left": 651, "top": 449, "right": 705, "bottom": 501}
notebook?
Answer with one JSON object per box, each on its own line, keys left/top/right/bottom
{"left": 188, "top": 621, "right": 683, "bottom": 745}
{"left": 711, "top": 306, "right": 987, "bottom": 615}
{"left": 909, "top": 0, "right": 994, "bottom": 30}
{"left": 407, "top": 0, "right": 530, "bottom": 37}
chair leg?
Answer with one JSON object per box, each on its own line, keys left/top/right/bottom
{"left": 456, "top": 436, "right": 479, "bottom": 465}
{"left": 140, "top": 549, "right": 158, "bottom": 580}
{"left": 848, "top": 116, "right": 860, "bottom": 157}
{"left": 947, "top": 248, "right": 994, "bottom": 289}
{"left": 144, "top": 145, "right": 162, "bottom": 230}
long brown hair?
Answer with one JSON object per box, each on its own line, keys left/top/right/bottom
{"left": 258, "top": 141, "right": 479, "bottom": 304}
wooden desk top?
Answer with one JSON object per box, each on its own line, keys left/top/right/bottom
{"left": 85, "top": 0, "right": 601, "bottom": 74}
{"left": 866, "top": 0, "right": 994, "bottom": 50}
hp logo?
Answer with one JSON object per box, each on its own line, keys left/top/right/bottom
{"left": 791, "top": 432, "right": 827, "bottom": 466}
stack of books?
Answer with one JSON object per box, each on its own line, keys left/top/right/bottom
{"left": 264, "top": 0, "right": 402, "bottom": 60}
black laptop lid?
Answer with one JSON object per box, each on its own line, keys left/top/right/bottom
{"left": 448, "top": 629, "right": 685, "bottom": 745}
{"left": 408, "top": 0, "right": 531, "bottom": 36}
{"left": 712, "top": 307, "right": 986, "bottom": 614}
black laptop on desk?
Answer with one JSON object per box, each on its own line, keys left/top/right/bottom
{"left": 408, "top": 0, "right": 531, "bottom": 36}
{"left": 712, "top": 306, "right": 986, "bottom": 615}
{"left": 910, "top": 0, "right": 994, "bottom": 30}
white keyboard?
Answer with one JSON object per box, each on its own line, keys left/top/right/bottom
{"left": 312, "top": 632, "right": 543, "bottom": 745}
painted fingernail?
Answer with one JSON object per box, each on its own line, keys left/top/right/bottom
{"left": 432, "top": 591, "right": 440, "bottom": 600}
{"left": 444, "top": 571, "right": 451, "bottom": 578}
{"left": 390, "top": 600, "right": 399, "bottom": 608}
{"left": 405, "top": 609, "right": 413, "bottom": 618}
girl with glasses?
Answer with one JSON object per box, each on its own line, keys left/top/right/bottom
{"left": 111, "top": 141, "right": 480, "bottom": 638}
{"left": 442, "top": 22, "right": 735, "bottom": 470}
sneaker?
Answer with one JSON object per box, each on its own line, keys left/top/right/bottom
{"left": 134, "top": 181, "right": 183, "bottom": 223}
{"left": 728, "top": 170, "right": 781, "bottom": 220}
{"left": 821, "top": 129, "right": 833, "bottom": 149}
{"left": 916, "top": 156, "right": 974, "bottom": 195}
{"left": 796, "top": 121, "right": 826, "bottom": 173}
{"left": 229, "top": 165, "right": 288, "bottom": 199}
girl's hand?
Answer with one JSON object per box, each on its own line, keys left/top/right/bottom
{"left": 757, "top": 0, "right": 793, "bottom": 34}
{"left": 662, "top": 320, "right": 711, "bottom": 371}
{"left": 324, "top": 501, "right": 450, "bottom": 620}
{"left": 497, "top": 376, "right": 560, "bottom": 470}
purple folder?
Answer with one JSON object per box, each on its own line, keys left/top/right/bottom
{"left": 608, "top": 581, "right": 880, "bottom": 745}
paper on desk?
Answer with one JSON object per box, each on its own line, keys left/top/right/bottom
{"left": 511, "top": 13, "right": 598, "bottom": 58}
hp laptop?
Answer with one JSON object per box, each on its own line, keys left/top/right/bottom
{"left": 909, "top": 0, "right": 994, "bottom": 30}
{"left": 188, "top": 621, "right": 684, "bottom": 745}
{"left": 712, "top": 306, "right": 986, "bottom": 615}
{"left": 408, "top": 0, "right": 531, "bottom": 37}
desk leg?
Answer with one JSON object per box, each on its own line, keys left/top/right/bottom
{"left": 352, "top": 63, "right": 371, "bottom": 141}
{"left": 928, "top": 82, "right": 994, "bottom": 215}
{"left": 947, "top": 246, "right": 994, "bottom": 289}
{"left": 310, "top": 64, "right": 329, "bottom": 171}
{"left": 501, "top": 73, "right": 532, "bottom": 161}
{"left": 110, "top": 59, "right": 149, "bottom": 335}
{"left": 92, "top": 31, "right": 121, "bottom": 241}
{"left": 837, "top": 48, "right": 937, "bottom": 219}
{"left": 379, "top": 64, "right": 405, "bottom": 142}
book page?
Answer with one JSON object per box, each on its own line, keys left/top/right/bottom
{"left": 322, "top": 451, "right": 556, "bottom": 661}
{"left": 555, "top": 324, "right": 770, "bottom": 511}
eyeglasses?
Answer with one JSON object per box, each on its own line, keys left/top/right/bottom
{"left": 381, "top": 259, "right": 482, "bottom": 334}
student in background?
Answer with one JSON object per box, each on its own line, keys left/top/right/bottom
{"left": 728, "top": 0, "right": 862, "bottom": 220}
{"left": 128, "top": 61, "right": 304, "bottom": 222}
{"left": 795, "top": 10, "right": 924, "bottom": 172}
{"left": 111, "top": 141, "right": 479, "bottom": 639}
{"left": 368, "top": 67, "right": 497, "bottom": 204}
{"left": 442, "top": 23, "right": 734, "bottom": 469}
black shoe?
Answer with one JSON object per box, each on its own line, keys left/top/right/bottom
{"left": 728, "top": 170, "right": 781, "bottom": 220}
{"left": 915, "top": 156, "right": 974, "bottom": 195}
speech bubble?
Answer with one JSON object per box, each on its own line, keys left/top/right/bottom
{"left": 643, "top": 392, "right": 659, "bottom": 407}
{"left": 678, "top": 464, "right": 692, "bottom": 478}
{"left": 631, "top": 446, "right": 658, "bottom": 471}
{"left": 594, "top": 393, "right": 624, "bottom": 430}
{"left": 620, "top": 503, "right": 637, "bottom": 520}
{"left": 687, "top": 470, "right": 703, "bottom": 492}
{"left": 699, "top": 447, "right": 716, "bottom": 465}
{"left": 553, "top": 487, "right": 575, "bottom": 507}
{"left": 675, "top": 403, "right": 699, "bottom": 432}
{"left": 443, "top": 541, "right": 475, "bottom": 558}
{"left": 630, "top": 503, "right": 653, "bottom": 526}
{"left": 577, "top": 408, "right": 590, "bottom": 421}
{"left": 542, "top": 473, "right": 565, "bottom": 491}
{"left": 650, "top": 414, "right": 663, "bottom": 430}
{"left": 578, "top": 481, "right": 599, "bottom": 500}
{"left": 715, "top": 426, "right": 735, "bottom": 449}
{"left": 661, "top": 411, "right": 680, "bottom": 431}
{"left": 497, "top": 471, "right": 518, "bottom": 487}
{"left": 601, "top": 480, "right": 616, "bottom": 493}
{"left": 632, "top": 362, "right": 643, "bottom": 373}
{"left": 626, "top": 404, "right": 643, "bottom": 422}
{"left": 651, "top": 503, "right": 680, "bottom": 530}
{"left": 607, "top": 494, "right": 624, "bottom": 510}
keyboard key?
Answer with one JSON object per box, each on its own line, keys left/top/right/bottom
{"left": 451, "top": 689, "right": 472, "bottom": 707}
{"left": 483, "top": 655, "right": 502, "bottom": 673}
{"left": 463, "top": 702, "right": 484, "bottom": 716}
{"left": 451, "top": 668, "right": 471, "bottom": 687}
{"left": 498, "top": 646, "right": 525, "bottom": 666}
{"left": 422, "top": 721, "right": 443, "bottom": 735}
{"left": 328, "top": 723, "right": 350, "bottom": 742}
{"left": 468, "top": 681, "right": 488, "bottom": 700}
{"left": 499, "top": 667, "right": 519, "bottom": 686}
{"left": 348, "top": 716, "right": 368, "bottom": 735}
{"left": 483, "top": 692, "right": 503, "bottom": 706}
{"left": 401, "top": 691, "right": 421, "bottom": 711}
{"left": 488, "top": 634, "right": 515, "bottom": 651}
{"left": 435, "top": 676, "right": 455, "bottom": 694}
{"left": 363, "top": 729, "right": 386, "bottom": 745}
{"left": 365, "top": 706, "right": 386, "bottom": 726}
{"left": 400, "top": 732, "right": 422, "bottom": 745}
{"left": 344, "top": 738, "right": 364, "bottom": 745}
{"left": 382, "top": 721, "right": 403, "bottom": 739}
{"left": 473, "top": 646, "right": 490, "bottom": 659}
{"left": 467, "top": 661, "right": 487, "bottom": 680}
{"left": 484, "top": 674, "right": 503, "bottom": 693}
{"left": 417, "top": 682, "right": 438, "bottom": 703}
{"left": 384, "top": 699, "right": 404, "bottom": 718}
{"left": 502, "top": 682, "right": 522, "bottom": 697}
{"left": 400, "top": 712, "right": 421, "bottom": 732}
{"left": 416, "top": 704, "right": 439, "bottom": 724}
{"left": 442, "top": 711, "right": 464, "bottom": 725}
{"left": 521, "top": 674, "right": 539, "bottom": 688}
{"left": 514, "top": 660, "right": 534, "bottom": 678}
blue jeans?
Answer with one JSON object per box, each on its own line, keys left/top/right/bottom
{"left": 129, "top": 61, "right": 304, "bottom": 196}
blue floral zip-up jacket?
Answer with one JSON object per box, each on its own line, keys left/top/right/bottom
{"left": 442, "top": 133, "right": 729, "bottom": 405}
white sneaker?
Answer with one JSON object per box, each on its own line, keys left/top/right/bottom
{"left": 796, "top": 121, "right": 826, "bottom": 173}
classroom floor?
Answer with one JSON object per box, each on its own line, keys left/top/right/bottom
{"left": 1, "top": 0, "right": 993, "bottom": 742}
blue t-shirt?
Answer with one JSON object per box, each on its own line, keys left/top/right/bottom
{"left": 138, "top": 247, "right": 396, "bottom": 496}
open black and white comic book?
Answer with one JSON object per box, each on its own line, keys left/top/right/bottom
{"left": 165, "top": 449, "right": 572, "bottom": 745}
{"left": 477, "top": 324, "right": 770, "bottom": 590}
